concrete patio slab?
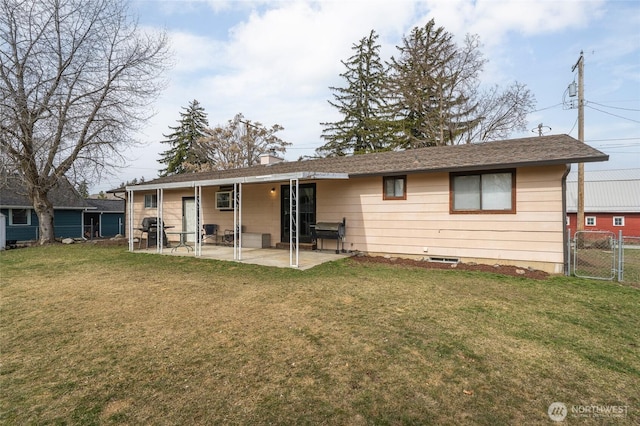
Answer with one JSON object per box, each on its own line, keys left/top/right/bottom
{"left": 134, "top": 244, "right": 352, "bottom": 270}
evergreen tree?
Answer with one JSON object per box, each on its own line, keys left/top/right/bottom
{"left": 385, "top": 20, "right": 485, "bottom": 148}
{"left": 316, "top": 30, "right": 393, "bottom": 157}
{"left": 158, "top": 100, "right": 209, "bottom": 176}
{"left": 315, "top": 19, "right": 535, "bottom": 156}
{"left": 77, "top": 180, "right": 89, "bottom": 198}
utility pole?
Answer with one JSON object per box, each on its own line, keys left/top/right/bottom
{"left": 572, "top": 51, "right": 585, "bottom": 232}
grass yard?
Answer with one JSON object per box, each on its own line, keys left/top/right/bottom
{"left": 1, "top": 244, "right": 638, "bottom": 425}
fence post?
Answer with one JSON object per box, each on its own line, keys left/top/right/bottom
{"left": 567, "top": 228, "right": 572, "bottom": 276}
{"left": 618, "top": 230, "right": 624, "bottom": 282}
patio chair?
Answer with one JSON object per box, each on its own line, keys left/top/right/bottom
{"left": 202, "top": 224, "right": 218, "bottom": 244}
{"left": 222, "top": 225, "right": 244, "bottom": 245}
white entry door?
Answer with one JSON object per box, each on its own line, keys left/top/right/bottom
{"left": 183, "top": 197, "right": 196, "bottom": 242}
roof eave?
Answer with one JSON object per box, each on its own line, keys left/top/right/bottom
{"left": 349, "top": 155, "right": 610, "bottom": 177}
{"left": 126, "top": 171, "right": 349, "bottom": 192}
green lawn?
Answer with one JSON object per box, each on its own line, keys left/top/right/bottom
{"left": 1, "top": 244, "right": 638, "bottom": 425}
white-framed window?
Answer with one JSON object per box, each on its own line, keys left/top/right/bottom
{"left": 585, "top": 216, "right": 596, "bottom": 226}
{"left": 613, "top": 216, "right": 625, "bottom": 227}
{"left": 144, "top": 194, "right": 157, "bottom": 208}
{"left": 9, "top": 208, "right": 31, "bottom": 226}
{"left": 383, "top": 176, "right": 406, "bottom": 200}
{"left": 566, "top": 215, "right": 571, "bottom": 226}
{"left": 215, "top": 191, "right": 233, "bottom": 210}
{"left": 450, "top": 170, "right": 515, "bottom": 213}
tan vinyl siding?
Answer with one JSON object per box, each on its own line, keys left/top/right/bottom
{"left": 316, "top": 165, "right": 567, "bottom": 273}
{"left": 130, "top": 164, "right": 567, "bottom": 272}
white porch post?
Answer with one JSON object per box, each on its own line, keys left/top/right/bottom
{"left": 233, "top": 182, "right": 243, "bottom": 261}
{"left": 127, "top": 189, "right": 134, "bottom": 252}
{"left": 157, "top": 188, "right": 164, "bottom": 253}
{"left": 289, "top": 178, "right": 299, "bottom": 268}
{"left": 195, "top": 185, "right": 202, "bottom": 256}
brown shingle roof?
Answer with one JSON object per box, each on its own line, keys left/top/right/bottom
{"left": 134, "top": 134, "right": 608, "bottom": 188}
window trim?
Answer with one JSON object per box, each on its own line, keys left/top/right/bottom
{"left": 585, "top": 216, "right": 596, "bottom": 226}
{"left": 9, "top": 208, "right": 31, "bottom": 226}
{"left": 144, "top": 194, "right": 157, "bottom": 209}
{"left": 613, "top": 216, "right": 624, "bottom": 227}
{"left": 383, "top": 175, "right": 407, "bottom": 200}
{"left": 449, "top": 169, "right": 516, "bottom": 214}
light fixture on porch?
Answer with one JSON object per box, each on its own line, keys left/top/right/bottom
{"left": 270, "top": 187, "right": 276, "bottom": 194}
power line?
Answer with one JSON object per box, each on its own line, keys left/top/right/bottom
{"left": 587, "top": 137, "right": 639, "bottom": 142}
{"left": 589, "top": 101, "right": 640, "bottom": 112}
{"left": 531, "top": 103, "right": 562, "bottom": 113}
{"left": 586, "top": 104, "right": 640, "bottom": 123}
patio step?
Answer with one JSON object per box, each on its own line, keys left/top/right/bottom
{"left": 275, "top": 242, "right": 317, "bottom": 251}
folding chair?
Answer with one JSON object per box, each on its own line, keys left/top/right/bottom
{"left": 202, "top": 224, "right": 218, "bottom": 244}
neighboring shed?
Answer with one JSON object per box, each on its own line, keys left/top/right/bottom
{"left": 0, "top": 176, "right": 92, "bottom": 241}
{"left": 84, "top": 198, "right": 125, "bottom": 237}
{"left": 566, "top": 169, "right": 640, "bottom": 237}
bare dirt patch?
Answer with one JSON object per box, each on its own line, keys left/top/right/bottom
{"left": 351, "top": 254, "right": 550, "bottom": 280}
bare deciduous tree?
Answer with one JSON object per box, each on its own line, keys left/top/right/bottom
{"left": 0, "top": 0, "right": 170, "bottom": 244}
{"left": 193, "top": 113, "right": 290, "bottom": 171}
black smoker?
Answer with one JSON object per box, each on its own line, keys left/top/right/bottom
{"left": 311, "top": 218, "right": 346, "bottom": 254}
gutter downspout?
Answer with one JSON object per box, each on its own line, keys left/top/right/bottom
{"left": 562, "top": 164, "right": 571, "bottom": 275}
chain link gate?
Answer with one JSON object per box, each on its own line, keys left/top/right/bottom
{"left": 572, "top": 231, "right": 616, "bottom": 280}
{"left": 569, "top": 231, "right": 640, "bottom": 283}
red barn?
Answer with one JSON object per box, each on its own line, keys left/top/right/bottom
{"left": 566, "top": 169, "right": 640, "bottom": 238}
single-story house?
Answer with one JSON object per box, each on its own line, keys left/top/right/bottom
{"left": 1, "top": 176, "right": 91, "bottom": 242}
{"left": 566, "top": 169, "right": 640, "bottom": 238}
{"left": 0, "top": 176, "right": 124, "bottom": 243}
{"left": 125, "top": 134, "right": 608, "bottom": 273}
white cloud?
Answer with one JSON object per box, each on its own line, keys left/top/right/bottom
{"left": 93, "top": 0, "right": 638, "bottom": 192}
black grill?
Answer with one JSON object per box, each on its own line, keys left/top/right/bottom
{"left": 139, "top": 217, "right": 169, "bottom": 248}
{"left": 311, "top": 218, "right": 346, "bottom": 253}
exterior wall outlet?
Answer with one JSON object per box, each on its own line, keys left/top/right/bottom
{"left": 423, "top": 247, "right": 428, "bottom": 253}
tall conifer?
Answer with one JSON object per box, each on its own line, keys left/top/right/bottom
{"left": 158, "top": 100, "right": 209, "bottom": 176}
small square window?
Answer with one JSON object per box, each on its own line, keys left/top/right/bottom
{"left": 10, "top": 209, "right": 30, "bottom": 226}
{"left": 585, "top": 216, "right": 596, "bottom": 226}
{"left": 613, "top": 216, "right": 624, "bottom": 226}
{"left": 383, "top": 176, "right": 406, "bottom": 200}
{"left": 144, "top": 194, "right": 157, "bottom": 208}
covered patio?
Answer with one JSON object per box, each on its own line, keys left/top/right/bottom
{"left": 126, "top": 170, "right": 349, "bottom": 268}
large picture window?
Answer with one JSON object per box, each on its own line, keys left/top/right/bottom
{"left": 450, "top": 170, "right": 515, "bottom": 213}
{"left": 383, "top": 176, "right": 406, "bottom": 200}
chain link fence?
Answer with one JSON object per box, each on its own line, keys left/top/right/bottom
{"left": 569, "top": 231, "right": 640, "bottom": 284}
{"left": 620, "top": 236, "right": 640, "bottom": 284}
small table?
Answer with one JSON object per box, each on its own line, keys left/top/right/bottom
{"left": 167, "top": 231, "right": 194, "bottom": 252}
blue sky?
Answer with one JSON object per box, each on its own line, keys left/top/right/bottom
{"left": 96, "top": 0, "right": 639, "bottom": 192}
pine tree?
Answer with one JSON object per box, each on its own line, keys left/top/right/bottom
{"left": 385, "top": 19, "right": 486, "bottom": 148}
{"left": 158, "top": 100, "right": 209, "bottom": 176}
{"left": 316, "top": 30, "right": 393, "bottom": 157}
